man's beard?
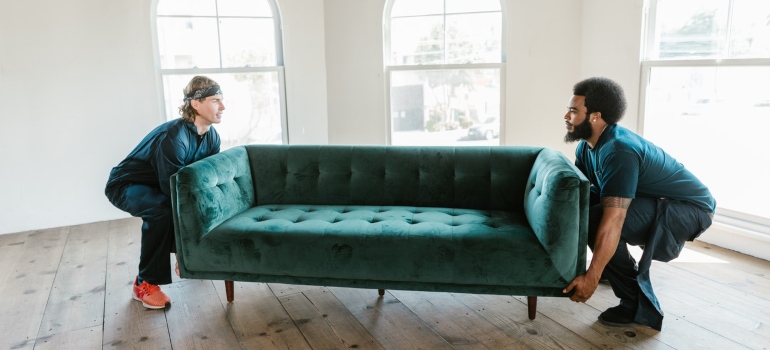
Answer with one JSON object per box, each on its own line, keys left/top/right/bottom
{"left": 564, "top": 117, "right": 593, "bottom": 143}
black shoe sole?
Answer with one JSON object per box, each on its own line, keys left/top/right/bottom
{"left": 598, "top": 316, "right": 636, "bottom": 327}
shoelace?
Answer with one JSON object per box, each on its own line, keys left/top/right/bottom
{"left": 139, "top": 282, "right": 161, "bottom": 296}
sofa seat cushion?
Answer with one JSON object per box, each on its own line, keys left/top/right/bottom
{"left": 196, "top": 205, "right": 567, "bottom": 288}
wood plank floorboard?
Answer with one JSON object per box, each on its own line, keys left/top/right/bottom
{"left": 328, "top": 287, "right": 455, "bottom": 350}
{"left": 0, "top": 227, "right": 69, "bottom": 350}
{"left": 391, "top": 290, "right": 534, "bottom": 349}
{"left": 278, "top": 286, "right": 386, "bottom": 349}
{"left": 451, "top": 293, "right": 598, "bottom": 350}
{"left": 301, "top": 287, "right": 385, "bottom": 349}
{"left": 32, "top": 325, "right": 103, "bottom": 350}
{"left": 213, "top": 281, "right": 313, "bottom": 349}
{"left": 102, "top": 218, "right": 172, "bottom": 350}
{"left": 0, "top": 218, "right": 768, "bottom": 350}
{"left": 164, "top": 279, "right": 242, "bottom": 349}
{"left": 37, "top": 221, "right": 109, "bottom": 338}
{"left": 516, "top": 294, "right": 670, "bottom": 350}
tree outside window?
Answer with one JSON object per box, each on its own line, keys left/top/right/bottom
{"left": 386, "top": 0, "right": 504, "bottom": 146}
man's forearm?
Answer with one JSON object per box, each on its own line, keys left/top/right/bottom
{"left": 587, "top": 200, "right": 630, "bottom": 280}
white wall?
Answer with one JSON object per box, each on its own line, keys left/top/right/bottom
{"left": 504, "top": 0, "right": 583, "bottom": 159}
{"left": 581, "top": 0, "right": 645, "bottom": 133}
{"left": 324, "top": 0, "right": 388, "bottom": 145}
{"left": 280, "top": 0, "right": 330, "bottom": 145}
{"left": 0, "top": 0, "right": 328, "bottom": 234}
{"left": 0, "top": 0, "right": 160, "bottom": 234}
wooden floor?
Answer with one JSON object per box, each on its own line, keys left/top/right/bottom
{"left": 1, "top": 218, "right": 769, "bottom": 350}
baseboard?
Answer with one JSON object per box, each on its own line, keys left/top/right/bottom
{"left": 697, "top": 221, "right": 770, "bottom": 262}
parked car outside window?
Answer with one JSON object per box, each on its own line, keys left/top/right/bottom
{"left": 467, "top": 116, "right": 499, "bottom": 140}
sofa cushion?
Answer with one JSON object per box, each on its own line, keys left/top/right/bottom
{"left": 191, "top": 204, "right": 566, "bottom": 288}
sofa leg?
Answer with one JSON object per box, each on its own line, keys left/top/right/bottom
{"left": 527, "top": 296, "right": 537, "bottom": 320}
{"left": 378, "top": 289, "right": 385, "bottom": 297}
{"left": 225, "top": 281, "right": 234, "bottom": 302}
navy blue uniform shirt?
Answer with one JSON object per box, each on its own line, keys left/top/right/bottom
{"left": 107, "top": 118, "right": 220, "bottom": 197}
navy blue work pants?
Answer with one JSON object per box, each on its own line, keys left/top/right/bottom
{"left": 588, "top": 196, "right": 712, "bottom": 330}
{"left": 106, "top": 183, "right": 175, "bottom": 285}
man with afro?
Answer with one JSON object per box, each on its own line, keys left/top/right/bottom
{"left": 562, "top": 77, "right": 715, "bottom": 331}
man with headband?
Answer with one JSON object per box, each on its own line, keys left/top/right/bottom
{"left": 105, "top": 76, "right": 225, "bottom": 309}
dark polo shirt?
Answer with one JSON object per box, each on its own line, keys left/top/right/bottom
{"left": 575, "top": 124, "right": 715, "bottom": 213}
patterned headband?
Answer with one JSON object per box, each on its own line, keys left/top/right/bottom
{"left": 183, "top": 85, "right": 222, "bottom": 103}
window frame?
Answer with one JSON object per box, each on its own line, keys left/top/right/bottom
{"left": 639, "top": 0, "right": 770, "bottom": 231}
{"left": 151, "top": 0, "right": 289, "bottom": 144}
{"left": 383, "top": 0, "right": 507, "bottom": 146}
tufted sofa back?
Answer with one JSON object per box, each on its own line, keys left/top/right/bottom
{"left": 247, "top": 145, "right": 541, "bottom": 212}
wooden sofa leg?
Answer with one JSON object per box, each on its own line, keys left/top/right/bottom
{"left": 527, "top": 296, "right": 537, "bottom": 320}
{"left": 225, "top": 281, "right": 234, "bottom": 302}
{"left": 378, "top": 289, "right": 385, "bottom": 297}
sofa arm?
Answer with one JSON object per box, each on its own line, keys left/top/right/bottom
{"left": 171, "top": 146, "right": 255, "bottom": 246}
{"left": 523, "top": 148, "right": 589, "bottom": 281}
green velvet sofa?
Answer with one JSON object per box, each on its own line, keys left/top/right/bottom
{"left": 170, "top": 145, "right": 589, "bottom": 319}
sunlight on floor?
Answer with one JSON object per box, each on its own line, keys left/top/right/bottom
{"left": 587, "top": 245, "right": 730, "bottom": 264}
{"left": 668, "top": 246, "right": 729, "bottom": 264}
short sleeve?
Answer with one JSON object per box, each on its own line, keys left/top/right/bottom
{"left": 599, "top": 150, "right": 639, "bottom": 199}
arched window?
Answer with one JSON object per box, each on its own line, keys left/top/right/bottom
{"left": 384, "top": 0, "right": 505, "bottom": 146}
{"left": 154, "top": 0, "right": 287, "bottom": 149}
{"left": 640, "top": 0, "right": 770, "bottom": 227}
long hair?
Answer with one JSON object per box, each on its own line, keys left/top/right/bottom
{"left": 178, "top": 76, "right": 219, "bottom": 122}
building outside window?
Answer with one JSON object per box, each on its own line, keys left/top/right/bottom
{"left": 640, "top": 0, "right": 770, "bottom": 230}
{"left": 384, "top": 0, "right": 505, "bottom": 146}
{"left": 155, "top": 0, "right": 287, "bottom": 150}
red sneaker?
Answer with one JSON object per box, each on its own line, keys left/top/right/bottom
{"left": 132, "top": 277, "right": 171, "bottom": 309}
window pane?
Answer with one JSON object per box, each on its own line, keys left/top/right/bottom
{"left": 653, "top": 0, "right": 729, "bottom": 59}
{"left": 217, "top": 0, "right": 273, "bottom": 17}
{"left": 643, "top": 66, "right": 770, "bottom": 219}
{"left": 446, "top": 13, "right": 502, "bottom": 64}
{"left": 157, "top": 0, "right": 217, "bottom": 16}
{"left": 163, "top": 72, "right": 284, "bottom": 149}
{"left": 390, "top": 16, "right": 444, "bottom": 65}
{"left": 219, "top": 18, "right": 276, "bottom": 67}
{"left": 157, "top": 17, "right": 220, "bottom": 69}
{"left": 391, "top": 0, "right": 443, "bottom": 17}
{"left": 390, "top": 68, "right": 501, "bottom": 146}
{"left": 729, "top": 0, "right": 770, "bottom": 58}
{"left": 445, "top": 0, "right": 501, "bottom": 14}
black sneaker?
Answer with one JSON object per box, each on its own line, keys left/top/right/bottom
{"left": 598, "top": 304, "right": 636, "bottom": 327}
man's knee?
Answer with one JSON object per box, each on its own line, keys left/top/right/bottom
{"left": 143, "top": 204, "right": 172, "bottom": 222}
{"left": 120, "top": 184, "right": 171, "bottom": 218}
